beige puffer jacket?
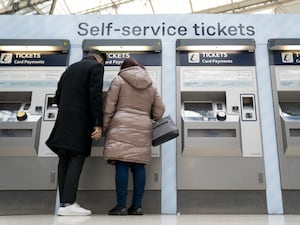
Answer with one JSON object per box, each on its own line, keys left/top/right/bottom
{"left": 103, "top": 66, "right": 165, "bottom": 164}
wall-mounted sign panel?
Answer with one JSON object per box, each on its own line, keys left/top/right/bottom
{"left": 177, "top": 51, "right": 255, "bottom": 67}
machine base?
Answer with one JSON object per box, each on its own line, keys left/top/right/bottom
{"left": 282, "top": 190, "right": 300, "bottom": 213}
{"left": 177, "top": 190, "right": 267, "bottom": 214}
{"left": 0, "top": 190, "right": 56, "bottom": 215}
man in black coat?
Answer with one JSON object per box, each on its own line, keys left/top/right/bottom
{"left": 46, "top": 50, "right": 106, "bottom": 216}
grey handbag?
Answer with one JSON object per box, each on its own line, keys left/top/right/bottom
{"left": 152, "top": 115, "right": 179, "bottom": 146}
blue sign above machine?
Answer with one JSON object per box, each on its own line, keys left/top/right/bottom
{"left": 104, "top": 52, "right": 161, "bottom": 66}
{"left": 177, "top": 51, "right": 256, "bottom": 66}
{"left": 269, "top": 51, "right": 300, "bottom": 65}
{"left": 0, "top": 51, "right": 69, "bottom": 66}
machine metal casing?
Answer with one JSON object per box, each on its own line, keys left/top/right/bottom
{"left": 268, "top": 38, "right": 300, "bottom": 213}
{"left": 176, "top": 39, "right": 266, "bottom": 213}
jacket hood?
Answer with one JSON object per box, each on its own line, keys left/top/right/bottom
{"left": 119, "top": 66, "right": 152, "bottom": 89}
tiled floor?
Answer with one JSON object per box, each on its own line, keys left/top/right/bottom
{"left": 0, "top": 214, "right": 299, "bottom": 225}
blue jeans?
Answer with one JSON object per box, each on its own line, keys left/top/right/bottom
{"left": 115, "top": 161, "right": 146, "bottom": 208}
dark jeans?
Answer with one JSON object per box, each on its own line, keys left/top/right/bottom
{"left": 115, "top": 161, "right": 146, "bottom": 208}
{"left": 57, "top": 149, "right": 86, "bottom": 205}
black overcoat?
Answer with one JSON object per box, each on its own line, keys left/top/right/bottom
{"left": 46, "top": 56, "right": 104, "bottom": 156}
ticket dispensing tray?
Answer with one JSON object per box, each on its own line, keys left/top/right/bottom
{"left": 0, "top": 92, "right": 41, "bottom": 156}
{"left": 182, "top": 101, "right": 241, "bottom": 156}
{"left": 280, "top": 102, "right": 300, "bottom": 155}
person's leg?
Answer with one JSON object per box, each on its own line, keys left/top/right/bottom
{"left": 57, "top": 151, "right": 91, "bottom": 216}
{"left": 108, "top": 160, "right": 129, "bottom": 215}
{"left": 128, "top": 162, "right": 145, "bottom": 215}
{"left": 57, "top": 150, "right": 71, "bottom": 206}
{"left": 115, "top": 160, "right": 129, "bottom": 207}
{"left": 60, "top": 151, "right": 86, "bottom": 204}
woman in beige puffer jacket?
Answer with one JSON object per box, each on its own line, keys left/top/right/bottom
{"left": 103, "top": 58, "right": 165, "bottom": 215}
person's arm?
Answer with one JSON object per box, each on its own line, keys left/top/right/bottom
{"left": 151, "top": 88, "right": 165, "bottom": 121}
{"left": 103, "top": 76, "right": 122, "bottom": 129}
{"left": 89, "top": 63, "right": 104, "bottom": 127}
{"left": 53, "top": 71, "right": 66, "bottom": 106}
{"left": 89, "top": 63, "right": 104, "bottom": 140}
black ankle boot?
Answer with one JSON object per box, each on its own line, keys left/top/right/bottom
{"left": 128, "top": 206, "right": 143, "bottom": 215}
{"left": 108, "top": 205, "right": 128, "bottom": 215}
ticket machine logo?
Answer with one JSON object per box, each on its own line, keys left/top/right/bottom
{"left": 281, "top": 52, "right": 293, "bottom": 63}
{"left": 188, "top": 52, "right": 200, "bottom": 63}
{"left": 0, "top": 53, "right": 13, "bottom": 64}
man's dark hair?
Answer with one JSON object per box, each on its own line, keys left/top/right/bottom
{"left": 87, "top": 50, "right": 107, "bottom": 63}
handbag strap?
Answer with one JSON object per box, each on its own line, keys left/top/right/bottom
{"left": 153, "top": 116, "right": 170, "bottom": 129}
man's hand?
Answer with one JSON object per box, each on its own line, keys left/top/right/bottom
{"left": 91, "top": 126, "right": 102, "bottom": 140}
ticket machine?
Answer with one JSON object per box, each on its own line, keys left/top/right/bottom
{"left": 0, "top": 39, "right": 70, "bottom": 215}
{"left": 176, "top": 39, "right": 266, "bottom": 213}
{"left": 268, "top": 38, "right": 300, "bottom": 213}
{"left": 76, "top": 39, "right": 162, "bottom": 213}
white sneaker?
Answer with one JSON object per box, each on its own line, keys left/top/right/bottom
{"left": 57, "top": 203, "right": 92, "bottom": 216}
